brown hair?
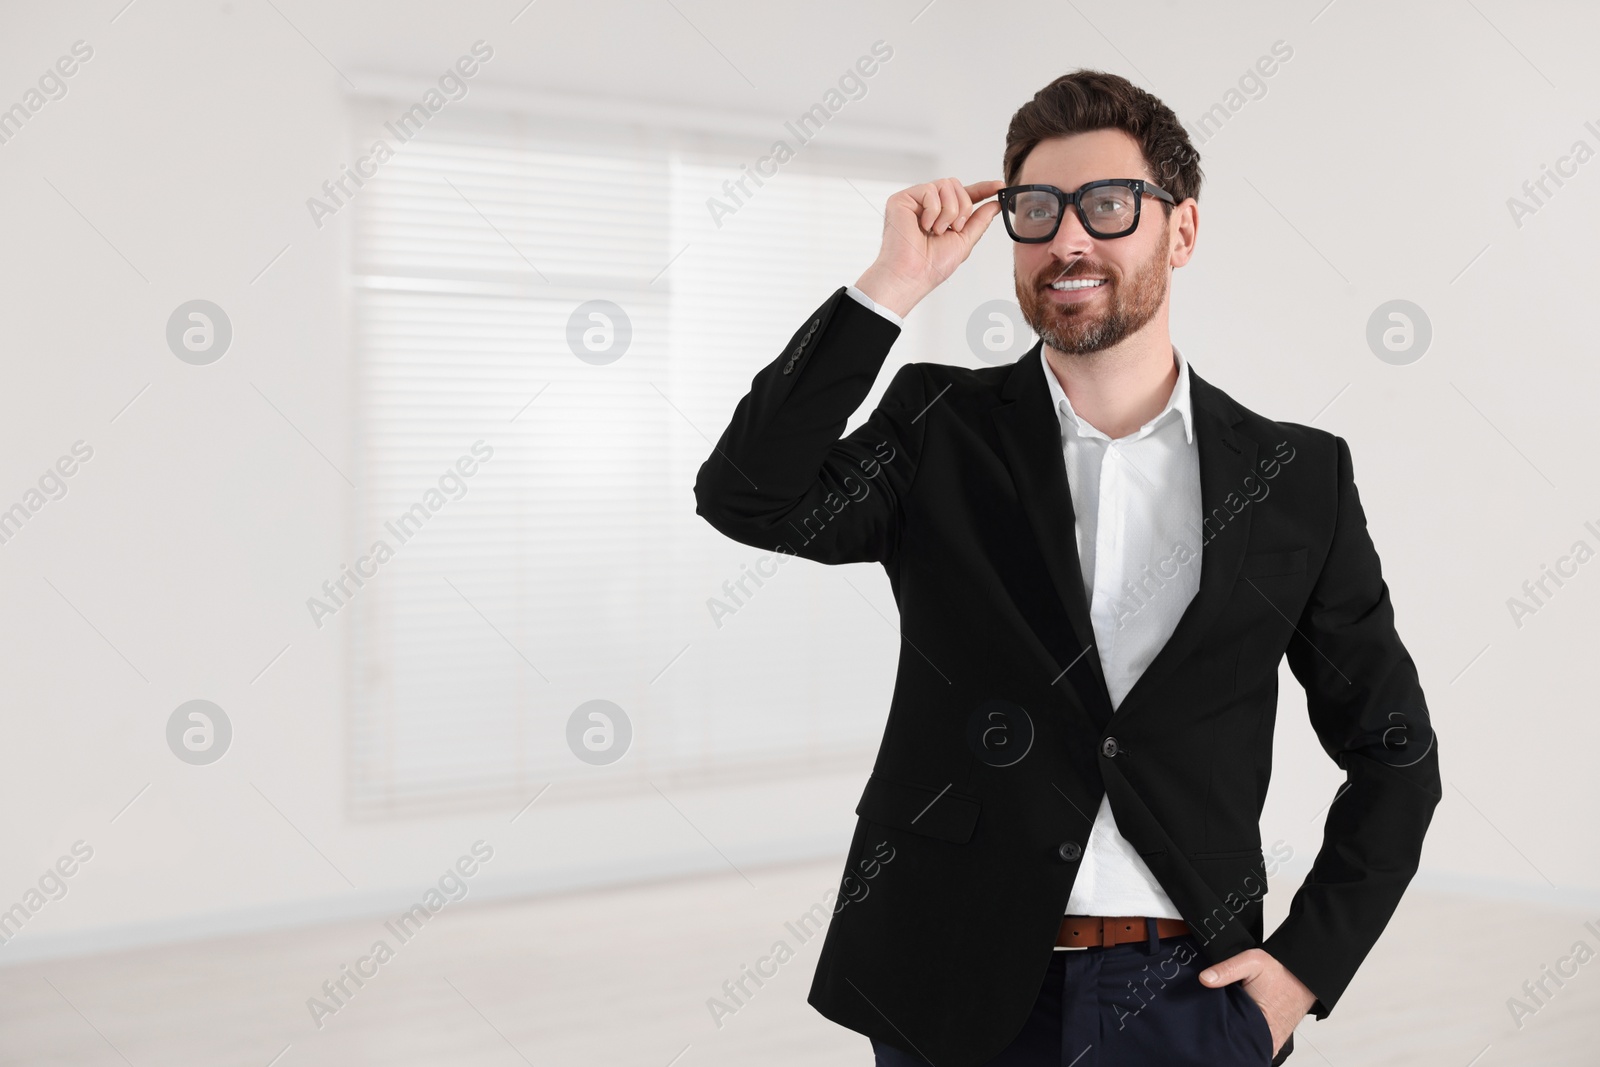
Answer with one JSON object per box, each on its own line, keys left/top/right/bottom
{"left": 1003, "top": 70, "right": 1202, "bottom": 212}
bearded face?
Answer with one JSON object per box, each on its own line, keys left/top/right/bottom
{"left": 1015, "top": 212, "right": 1172, "bottom": 356}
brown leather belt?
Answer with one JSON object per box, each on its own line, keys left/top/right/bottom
{"left": 1056, "top": 915, "right": 1189, "bottom": 949}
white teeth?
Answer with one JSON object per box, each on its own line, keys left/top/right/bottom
{"left": 1050, "top": 279, "right": 1105, "bottom": 290}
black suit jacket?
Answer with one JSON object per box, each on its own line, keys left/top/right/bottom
{"left": 692, "top": 286, "right": 1441, "bottom": 1067}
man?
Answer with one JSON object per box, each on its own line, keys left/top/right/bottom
{"left": 692, "top": 69, "right": 1440, "bottom": 1067}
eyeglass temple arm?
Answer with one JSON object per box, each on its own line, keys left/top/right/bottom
{"left": 1140, "top": 181, "right": 1177, "bottom": 205}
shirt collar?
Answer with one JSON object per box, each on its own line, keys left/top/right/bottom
{"left": 1041, "top": 343, "right": 1194, "bottom": 445}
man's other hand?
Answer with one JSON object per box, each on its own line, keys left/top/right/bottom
{"left": 1199, "top": 947, "right": 1316, "bottom": 1056}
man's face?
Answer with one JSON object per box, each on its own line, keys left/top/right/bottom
{"left": 1011, "top": 129, "right": 1179, "bottom": 356}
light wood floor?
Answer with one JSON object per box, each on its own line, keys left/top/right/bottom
{"left": 1, "top": 857, "right": 1595, "bottom": 1065}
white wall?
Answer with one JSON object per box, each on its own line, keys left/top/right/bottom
{"left": 2, "top": 0, "right": 1597, "bottom": 964}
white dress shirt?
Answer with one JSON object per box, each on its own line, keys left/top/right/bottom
{"left": 845, "top": 284, "right": 905, "bottom": 326}
{"left": 845, "top": 284, "right": 1201, "bottom": 919}
{"left": 1043, "top": 342, "right": 1199, "bottom": 919}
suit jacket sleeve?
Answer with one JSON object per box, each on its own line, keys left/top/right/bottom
{"left": 693, "top": 286, "right": 927, "bottom": 566}
{"left": 1261, "top": 434, "right": 1442, "bottom": 1018}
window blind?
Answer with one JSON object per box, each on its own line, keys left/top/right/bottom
{"left": 348, "top": 99, "right": 933, "bottom": 820}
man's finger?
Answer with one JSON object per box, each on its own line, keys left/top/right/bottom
{"left": 1198, "top": 952, "right": 1260, "bottom": 986}
{"left": 955, "top": 199, "right": 1001, "bottom": 237}
{"left": 964, "top": 179, "right": 1006, "bottom": 201}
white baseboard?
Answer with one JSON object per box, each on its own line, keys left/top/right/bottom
{"left": 0, "top": 833, "right": 848, "bottom": 968}
{"left": 3, "top": 847, "right": 1594, "bottom": 968}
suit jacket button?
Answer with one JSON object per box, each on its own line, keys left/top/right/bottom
{"left": 1058, "top": 841, "right": 1082, "bottom": 861}
{"left": 782, "top": 360, "right": 795, "bottom": 374}
{"left": 1100, "top": 737, "right": 1119, "bottom": 758}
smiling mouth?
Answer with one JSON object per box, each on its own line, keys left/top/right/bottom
{"left": 1047, "top": 278, "right": 1107, "bottom": 291}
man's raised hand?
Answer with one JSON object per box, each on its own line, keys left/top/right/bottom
{"left": 854, "top": 178, "right": 1005, "bottom": 319}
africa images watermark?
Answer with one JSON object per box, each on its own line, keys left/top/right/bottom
{"left": 1090, "top": 838, "right": 1295, "bottom": 1032}
{"left": 705, "top": 840, "right": 896, "bottom": 1030}
{"left": 1190, "top": 839, "right": 1297, "bottom": 949}
{"left": 306, "top": 840, "right": 494, "bottom": 1030}
{"left": 705, "top": 39, "right": 894, "bottom": 229}
{"left": 1102, "top": 439, "right": 1298, "bottom": 630}
{"left": 306, "top": 440, "right": 493, "bottom": 629}
{"left": 1506, "top": 918, "right": 1600, "bottom": 1030}
{"left": 0, "top": 439, "right": 94, "bottom": 548}
{"left": 702, "top": 419, "right": 907, "bottom": 625}
{"left": 773, "top": 439, "right": 898, "bottom": 558}
{"left": 1505, "top": 117, "right": 1600, "bottom": 230}
{"left": 705, "top": 546, "right": 798, "bottom": 629}
{"left": 1178, "top": 39, "right": 1294, "bottom": 151}
{"left": 1505, "top": 515, "right": 1600, "bottom": 629}
{"left": 306, "top": 39, "right": 494, "bottom": 229}
{"left": 0, "top": 841, "right": 95, "bottom": 949}
{"left": 0, "top": 39, "right": 94, "bottom": 148}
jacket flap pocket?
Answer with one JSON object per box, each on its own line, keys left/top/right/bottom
{"left": 855, "top": 775, "right": 981, "bottom": 844}
{"left": 1238, "top": 547, "right": 1307, "bottom": 578}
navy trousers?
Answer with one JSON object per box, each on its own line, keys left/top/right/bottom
{"left": 870, "top": 935, "right": 1290, "bottom": 1067}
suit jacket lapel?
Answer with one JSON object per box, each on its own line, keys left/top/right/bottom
{"left": 1112, "top": 366, "right": 1257, "bottom": 723}
{"left": 988, "top": 345, "right": 1258, "bottom": 729}
{"left": 990, "top": 344, "right": 1111, "bottom": 722}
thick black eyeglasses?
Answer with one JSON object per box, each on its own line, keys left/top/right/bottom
{"left": 997, "top": 179, "right": 1176, "bottom": 242}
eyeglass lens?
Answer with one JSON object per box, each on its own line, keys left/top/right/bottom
{"left": 1007, "top": 185, "right": 1138, "bottom": 239}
